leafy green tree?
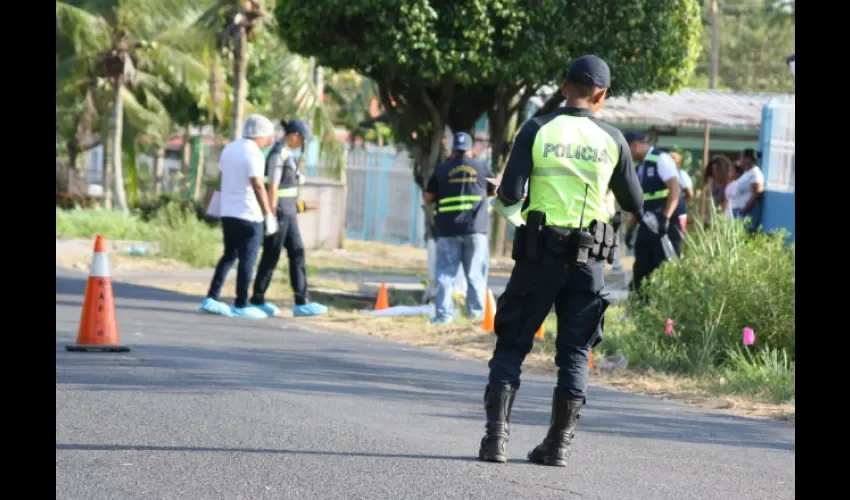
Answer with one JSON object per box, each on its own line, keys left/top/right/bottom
{"left": 274, "top": 0, "right": 703, "bottom": 241}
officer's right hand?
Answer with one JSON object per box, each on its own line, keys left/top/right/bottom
{"left": 657, "top": 215, "right": 669, "bottom": 236}
{"left": 264, "top": 214, "right": 279, "bottom": 236}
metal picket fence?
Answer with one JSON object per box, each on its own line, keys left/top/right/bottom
{"left": 344, "top": 146, "right": 427, "bottom": 247}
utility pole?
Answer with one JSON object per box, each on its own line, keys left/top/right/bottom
{"left": 709, "top": 0, "right": 719, "bottom": 89}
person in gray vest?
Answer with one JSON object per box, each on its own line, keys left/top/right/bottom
{"left": 249, "top": 119, "right": 328, "bottom": 317}
{"left": 623, "top": 131, "right": 683, "bottom": 295}
{"left": 424, "top": 132, "right": 496, "bottom": 325}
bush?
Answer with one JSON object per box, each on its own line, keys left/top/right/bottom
{"left": 599, "top": 216, "right": 795, "bottom": 402}
{"left": 135, "top": 194, "right": 212, "bottom": 224}
{"left": 149, "top": 203, "right": 222, "bottom": 268}
{"left": 56, "top": 206, "right": 156, "bottom": 240}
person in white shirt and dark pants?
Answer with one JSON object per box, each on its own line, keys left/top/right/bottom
{"left": 201, "top": 115, "right": 280, "bottom": 318}
{"left": 730, "top": 148, "right": 765, "bottom": 233}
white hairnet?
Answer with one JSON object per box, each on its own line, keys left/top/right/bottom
{"left": 242, "top": 114, "right": 275, "bottom": 139}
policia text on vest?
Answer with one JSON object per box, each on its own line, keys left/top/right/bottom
{"left": 478, "top": 54, "right": 643, "bottom": 468}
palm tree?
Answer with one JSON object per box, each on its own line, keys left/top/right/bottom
{"left": 195, "top": 0, "right": 269, "bottom": 141}
{"left": 56, "top": 0, "right": 208, "bottom": 212}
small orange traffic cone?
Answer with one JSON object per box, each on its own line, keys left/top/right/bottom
{"left": 482, "top": 289, "right": 497, "bottom": 333}
{"left": 66, "top": 235, "right": 130, "bottom": 353}
{"left": 535, "top": 323, "right": 546, "bottom": 339}
{"left": 375, "top": 282, "right": 390, "bottom": 310}
{"left": 588, "top": 349, "right": 594, "bottom": 370}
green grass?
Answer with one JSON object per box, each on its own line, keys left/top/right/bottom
{"left": 56, "top": 205, "right": 221, "bottom": 268}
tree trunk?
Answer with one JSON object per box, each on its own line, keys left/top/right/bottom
{"left": 192, "top": 139, "right": 206, "bottom": 202}
{"left": 487, "top": 88, "right": 526, "bottom": 256}
{"left": 110, "top": 81, "right": 129, "bottom": 213}
{"left": 153, "top": 147, "right": 166, "bottom": 195}
{"left": 229, "top": 28, "right": 249, "bottom": 141}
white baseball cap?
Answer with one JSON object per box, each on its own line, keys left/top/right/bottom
{"left": 242, "top": 114, "right": 275, "bottom": 139}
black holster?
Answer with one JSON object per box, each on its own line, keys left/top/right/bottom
{"left": 511, "top": 225, "right": 527, "bottom": 261}
{"left": 524, "top": 211, "right": 546, "bottom": 262}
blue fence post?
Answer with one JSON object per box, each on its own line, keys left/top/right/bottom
{"left": 364, "top": 150, "right": 376, "bottom": 239}
{"left": 375, "top": 150, "right": 392, "bottom": 243}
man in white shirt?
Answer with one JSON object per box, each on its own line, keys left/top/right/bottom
{"left": 201, "top": 115, "right": 279, "bottom": 318}
{"left": 622, "top": 131, "right": 683, "bottom": 294}
{"left": 730, "top": 149, "right": 765, "bottom": 232}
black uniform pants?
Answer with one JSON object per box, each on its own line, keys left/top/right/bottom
{"left": 631, "top": 221, "right": 683, "bottom": 295}
{"left": 207, "top": 217, "right": 264, "bottom": 308}
{"left": 488, "top": 255, "right": 610, "bottom": 400}
{"left": 250, "top": 212, "right": 309, "bottom": 306}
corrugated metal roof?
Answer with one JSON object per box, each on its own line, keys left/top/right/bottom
{"left": 530, "top": 87, "right": 794, "bottom": 130}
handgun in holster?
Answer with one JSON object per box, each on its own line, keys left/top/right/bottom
{"left": 524, "top": 211, "right": 546, "bottom": 261}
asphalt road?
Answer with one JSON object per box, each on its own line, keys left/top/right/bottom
{"left": 56, "top": 267, "right": 795, "bottom": 500}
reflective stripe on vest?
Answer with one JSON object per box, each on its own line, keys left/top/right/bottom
{"left": 525, "top": 115, "right": 617, "bottom": 227}
{"left": 437, "top": 194, "right": 482, "bottom": 213}
{"left": 644, "top": 189, "right": 669, "bottom": 201}
{"left": 278, "top": 187, "right": 298, "bottom": 198}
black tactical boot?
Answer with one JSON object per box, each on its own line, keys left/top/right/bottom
{"left": 527, "top": 388, "right": 584, "bottom": 467}
{"left": 478, "top": 382, "right": 517, "bottom": 463}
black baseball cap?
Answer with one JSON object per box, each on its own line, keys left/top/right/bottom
{"left": 283, "top": 119, "right": 313, "bottom": 140}
{"left": 564, "top": 55, "right": 611, "bottom": 90}
{"left": 452, "top": 132, "right": 472, "bottom": 152}
{"left": 623, "top": 131, "right": 647, "bottom": 144}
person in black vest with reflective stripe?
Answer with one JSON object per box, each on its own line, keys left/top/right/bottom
{"left": 424, "top": 132, "right": 496, "bottom": 325}
{"left": 623, "top": 131, "right": 683, "bottom": 295}
{"left": 249, "top": 119, "right": 328, "bottom": 317}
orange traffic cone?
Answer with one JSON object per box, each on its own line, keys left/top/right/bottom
{"left": 66, "top": 235, "right": 130, "bottom": 353}
{"left": 588, "top": 349, "right": 594, "bottom": 370}
{"left": 375, "top": 282, "right": 390, "bottom": 310}
{"left": 535, "top": 323, "right": 546, "bottom": 339}
{"left": 482, "top": 289, "right": 497, "bottom": 333}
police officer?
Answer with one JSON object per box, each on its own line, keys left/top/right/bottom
{"left": 622, "top": 132, "right": 683, "bottom": 295}
{"left": 424, "top": 132, "right": 496, "bottom": 325}
{"left": 478, "top": 55, "right": 643, "bottom": 466}
{"left": 249, "top": 119, "right": 329, "bottom": 317}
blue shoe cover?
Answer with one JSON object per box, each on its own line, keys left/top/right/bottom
{"left": 253, "top": 302, "right": 280, "bottom": 317}
{"left": 231, "top": 305, "right": 269, "bottom": 319}
{"left": 292, "top": 302, "right": 329, "bottom": 317}
{"left": 200, "top": 298, "right": 234, "bottom": 317}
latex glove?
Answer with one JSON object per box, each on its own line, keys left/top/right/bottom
{"left": 642, "top": 212, "right": 669, "bottom": 236}
{"left": 264, "top": 214, "right": 279, "bottom": 236}
{"left": 656, "top": 214, "right": 669, "bottom": 236}
{"left": 296, "top": 171, "right": 306, "bottom": 186}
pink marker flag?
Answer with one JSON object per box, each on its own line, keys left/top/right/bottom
{"left": 664, "top": 318, "right": 675, "bottom": 336}
{"left": 742, "top": 327, "right": 755, "bottom": 345}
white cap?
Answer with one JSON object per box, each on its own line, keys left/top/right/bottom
{"left": 242, "top": 114, "right": 275, "bottom": 139}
